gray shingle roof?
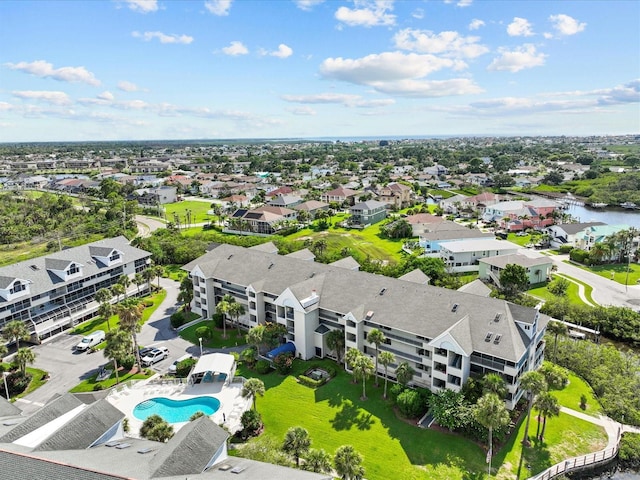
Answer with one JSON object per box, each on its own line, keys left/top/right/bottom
{"left": 186, "top": 244, "right": 549, "bottom": 363}
{"left": 398, "top": 268, "right": 431, "bottom": 285}
{"left": 34, "top": 399, "right": 124, "bottom": 451}
{"left": 457, "top": 279, "right": 492, "bottom": 297}
{"left": 328, "top": 256, "right": 360, "bottom": 270}
{"left": 0, "top": 450, "right": 123, "bottom": 480}
{"left": 0, "top": 393, "right": 83, "bottom": 443}
{"left": 0, "top": 397, "right": 22, "bottom": 418}
{"left": 285, "top": 248, "right": 315, "bottom": 261}
{"left": 479, "top": 253, "right": 552, "bottom": 269}
{"left": 151, "top": 416, "right": 229, "bottom": 478}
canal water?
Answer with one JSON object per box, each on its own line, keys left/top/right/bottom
{"left": 565, "top": 204, "right": 640, "bottom": 229}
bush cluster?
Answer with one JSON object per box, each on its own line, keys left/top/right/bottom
{"left": 255, "top": 360, "right": 271, "bottom": 374}
{"left": 170, "top": 311, "right": 188, "bottom": 328}
{"left": 175, "top": 358, "right": 197, "bottom": 378}
{"left": 297, "top": 375, "right": 326, "bottom": 388}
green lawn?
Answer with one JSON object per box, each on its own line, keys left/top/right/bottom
{"left": 571, "top": 262, "right": 640, "bottom": 286}
{"left": 69, "top": 367, "right": 153, "bottom": 393}
{"left": 553, "top": 274, "right": 596, "bottom": 306}
{"left": 179, "top": 320, "right": 247, "bottom": 349}
{"left": 158, "top": 200, "right": 214, "bottom": 225}
{"left": 1, "top": 364, "right": 50, "bottom": 400}
{"left": 549, "top": 368, "right": 601, "bottom": 417}
{"left": 164, "top": 264, "right": 188, "bottom": 282}
{"left": 527, "top": 276, "right": 586, "bottom": 306}
{"left": 71, "top": 290, "right": 167, "bottom": 338}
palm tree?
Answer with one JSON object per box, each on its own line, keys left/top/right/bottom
{"left": 520, "top": 371, "right": 547, "bottom": 447}
{"left": 242, "top": 378, "right": 265, "bottom": 412}
{"left": 474, "top": 393, "right": 510, "bottom": 476}
{"left": 133, "top": 273, "right": 145, "bottom": 294}
{"left": 110, "top": 283, "right": 126, "bottom": 304}
{"left": 14, "top": 347, "right": 36, "bottom": 375}
{"left": 246, "top": 325, "right": 265, "bottom": 354}
{"left": 535, "top": 392, "right": 560, "bottom": 441}
{"left": 2, "top": 320, "right": 31, "bottom": 349}
{"left": 326, "top": 329, "right": 345, "bottom": 364}
{"left": 282, "top": 426, "right": 311, "bottom": 467}
{"left": 345, "top": 347, "right": 362, "bottom": 378}
{"left": 303, "top": 448, "right": 332, "bottom": 474}
{"left": 546, "top": 320, "right": 568, "bottom": 362}
{"left": 118, "top": 274, "right": 131, "bottom": 293}
{"left": 352, "top": 354, "right": 374, "bottom": 400}
{"left": 228, "top": 301, "right": 246, "bottom": 334}
{"left": 482, "top": 373, "right": 507, "bottom": 399}
{"left": 379, "top": 351, "right": 395, "bottom": 399}
{"left": 142, "top": 267, "right": 154, "bottom": 292}
{"left": 115, "top": 299, "right": 145, "bottom": 368}
{"left": 367, "top": 328, "right": 385, "bottom": 386}
{"left": 215, "top": 294, "right": 235, "bottom": 339}
{"left": 152, "top": 265, "right": 164, "bottom": 289}
{"left": 334, "top": 445, "right": 365, "bottom": 480}
{"left": 104, "top": 329, "right": 132, "bottom": 385}
{"left": 177, "top": 276, "right": 194, "bottom": 312}
{"left": 95, "top": 287, "right": 114, "bottom": 331}
{"left": 395, "top": 361, "right": 415, "bottom": 386}
{"left": 0, "top": 344, "right": 7, "bottom": 362}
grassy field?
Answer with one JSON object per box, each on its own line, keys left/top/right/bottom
{"left": 0, "top": 233, "right": 105, "bottom": 267}
{"left": 179, "top": 320, "right": 246, "bottom": 349}
{"left": 237, "top": 359, "right": 607, "bottom": 480}
{"left": 528, "top": 275, "right": 587, "bottom": 306}
{"left": 571, "top": 261, "right": 640, "bottom": 286}
{"left": 157, "top": 200, "right": 214, "bottom": 225}
{"left": 550, "top": 368, "right": 601, "bottom": 417}
{"left": 71, "top": 289, "right": 167, "bottom": 342}
{"left": 553, "top": 274, "right": 596, "bottom": 306}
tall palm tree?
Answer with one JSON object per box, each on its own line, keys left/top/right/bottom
{"left": 535, "top": 392, "right": 560, "bottom": 441}
{"left": 118, "top": 274, "right": 131, "bottom": 293}
{"left": 345, "top": 347, "right": 362, "bottom": 379}
{"left": 2, "top": 320, "right": 31, "bottom": 349}
{"left": 110, "top": 283, "right": 126, "bottom": 304}
{"left": 546, "top": 321, "right": 568, "bottom": 362}
{"left": 215, "top": 294, "right": 234, "bottom": 339}
{"left": 367, "top": 328, "right": 385, "bottom": 386}
{"left": 334, "top": 445, "right": 365, "bottom": 480}
{"left": 246, "top": 325, "right": 265, "bottom": 354}
{"left": 282, "top": 426, "right": 311, "bottom": 467}
{"left": 326, "top": 329, "right": 345, "bottom": 364}
{"left": 15, "top": 347, "right": 36, "bottom": 375}
{"left": 303, "top": 448, "right": 332, "bottom": 474}
{"left": 133, "top": 273, "right": 145, "bottom": 294}
{"left": 177, "top": 276, "right": 194, "bottom": 312}
{"left": 104, "top": 329, "right": 132, "bottom": 385}
{"left": 95, "top": 287, "right": 114, "bottom": 331}
{"left": 115, "top": 299, "right": 145, "bottom": 368}
{"left": 395, "top": 361, "right": 415, "bottom": 386}
{"left": 482, "top": 373, "right": 507, "bottom": 399}
{"left": 352, "top": 354, "right": 374, "bottom": 400}
{"left": 242, "top": 378, "right": 265, "bottom": 412}
{"left": 474, "top": 392, "right": 510, "bottom": 477}
{"left": 152, "top": 265, "right": 164, "bottom": 289}
{"left": 228, "top": 301, "right": 246, "bottom": 334}
{"left": 379, "top": 351, "right": 395, "bottom": 399}
{"left": 520, "top": 371, "right": 547, "bottom": 447}
{"left": 142, "top": 267, "right": 154, "bottom": 293}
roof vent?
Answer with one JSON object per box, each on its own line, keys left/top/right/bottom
{"left": 452, "top": 303, "right": 459, "bottom": 313}
{"left": 137, "top": 447, "right": 154, "bottom": 454}
{"left": 365, "top": 311, "right": 374, "bottom": 319}
{"left": 484, "top": 332, "right": 493, "bottom": 342}
{"left": 494, "top": 313, "right": 502, "bottom": 323}
{"left": 494, "top": 334, "right": 502, "bottom": 344}
{"left": 29, "top": 265, "right": 40, "bottom": 271}
{"left": 115, "top": 443, "right": 131, "bottom": 449}
{"left": 268, "top": 262, "right": 274, "bottom": 269}
{"left": 379, "top": 288, "right": 386, "bottom": 296}
{"left": 227, "top": 254, "right": 233, "bottom": 260}
{"left": 230, "top": 466, "right": 246, "bottom": 474}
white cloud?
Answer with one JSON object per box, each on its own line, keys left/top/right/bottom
{"left": 507, "top": 17, "right": 534, "bottom": 37}
{"left": 6, "top": 60, "right": 101, "bottom": 86}
{"left": 444, "top": 0, "right": 473, "bottom": 7}
{"left": 281, "top": 92, "right": 395, "bottom": 108}
{"left": 334, "top": 1, "right": 396, "bottom": 27}
{"left": 412, "top": 8, "right": 424, "bottom": 19}
{"left": 548, "top": 14, "right": 586, "bottom": 36}
{"left": 97, "top": 91, "right": 115, "bottom": 101}
{"left": 117, "top": 81, "right": 140, "bottom": 92}
{"left": 132, "top": 31, "right": 194, "bottom": 44}
{"left": 370, "top": 78, "right": 483, "bottom": 97}
{"left": 294, "top": 0, "right": 324, "bottom": 11}
{"left": 487, "top": 44, "right": 546, "bottom": 73}
{"left": 260, "top": 44, "right": 293, "bottom": 58}
{"left": 393, "top": 28, "right": 489, "bottom": 59}
{"left": 124, "top": 0, "right": 158, "bottom": 13}
{"left": 286, "top": 106, "right": 317, "bottom": 115}
{"left": 469, "top": 19, "right": 485, "bottom": 31}
{"left": 592, "top": 79, "right": 640, "bottom": 105}
{"left": 204, "top": 0, "right": 232, "bottom": 16}
{"left": 222, "top": 41, "right": 249, "bottom": 56}
{"left": 12, "top": 90, "right": 71, "bottom": 105}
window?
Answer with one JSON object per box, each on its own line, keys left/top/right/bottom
{"left": 109, "top": 253, "right": 121, "bottom": 262}
{"left": 9, "top": 283, "right": 26, "bottom": 294}
{"left": 67, "top": 264, "right": 80, "bottom": 275}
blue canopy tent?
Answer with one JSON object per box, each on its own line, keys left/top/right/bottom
{"left": 266, "top": 342, "right": 296, "bottom": 359}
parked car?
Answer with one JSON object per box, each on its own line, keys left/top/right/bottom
{"left": 75, "top": 330, "right": 106, "bottom": 352}
{"left": 168, "top": 354, "right": 193, "bottom": 375}
{"left": 141, "top": 346, "right": 169, "bottom": 366}
{"left": 138, "top": 346, "right": 154, "bottom": 358}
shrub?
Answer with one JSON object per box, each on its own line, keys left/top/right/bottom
{"left": 121, "top": 354, "right": 135, "bottom": 371}
{"left": 195, "top": 325, "right": 212, "bottom": 341}
{"left": 140, "top": 414, "right": 174, "bottom": 442}
{"left": 273, "top": 352, "right": 294, "bottom": 375}
{"left": 558, "top": 245, "right": 573, "bottom": 254}
{"left": 212, "top": 313, "right": 224, "bottom": 329}
{"left": 255, "top": 360, "right": 271, "bottom": 374}
{"left": 619, "top": 433, "right": 640, "bottom": 468}
{"left": 175, "top": 357, "right": 197, "bottom": 378}
{"left": 93, "top": 383, "right": 103, "bottom": 391}
{"left": 123, "top": 417, "right": 130, "bottom": 433}
{"left": 569, "top": 248, "right": 590, "bottom": 264}
{"left": 388, "top": 383, "right": 405, "bottom": 403}
{"left": 297, "top": 375, "right": 325, "bottom": 388}
{"left": 396, "top": 389, "right": 425, "bottom": 418}
{"left": 580, "top": 394, "right": 588, "bottom": 410}
{"left": 241, "top": 409, "right": 262, "bottom": 437}
{"left": 2, "top": 371, "right": 32, "bottom": 397}
{"left": 170, "top": 311, "right": 186, "bottom": 328}
{"left": 142, "top": 299, "right": 154, "bottom": 307}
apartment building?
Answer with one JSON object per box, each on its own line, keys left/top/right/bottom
{"left": 183, "top": 244, "right": 549, "bottom": 409}
{"left": 0, "top": 236, "right": 151, "bottom": 341}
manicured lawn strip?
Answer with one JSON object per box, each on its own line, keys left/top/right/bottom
{"left": 179, "top": 320, "right": 246, "bottom": 349}
{"left": 238, "top": 360, "right": 487, "bottom": 480}
{"left": 550, "top": 369, "right": 601, "bottom": 417}
{"left": 495, "top": 411, "right": 606, "bottom": 479}
{"left": 553, "top": 274, "right": 596, "bottom": 306}
{"left": 566, "top": 261, "right": 640, "bottom": 286}
{"left": 158, "top": 200, "right": 214, "bottom": 224}
{"left": 164, "top": 264, "right": 188, "bottom": 282}
{"left": 527, "top": 278, "right": 585, "bottom": 306}
{"left": 69, "top": 368, "right": 153, "bottom": 393}
{"left": 0, "top": 364, "right": 50, "bottom": 400}
{"left": 71, "top": 289, "right": 167, "bottom": 336}
{"left": 507, "top": 233, "right": 533, "bottom": 247}
{"left": 429, "top": 189, "right": 457, "bottom": 199}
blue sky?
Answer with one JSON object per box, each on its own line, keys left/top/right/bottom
{"left": 1, "top": 0, "right": 638, "bottom": 142}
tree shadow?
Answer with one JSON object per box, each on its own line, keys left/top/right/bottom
{"left": 329, "top": 400, "right": 375, "bottom": 431}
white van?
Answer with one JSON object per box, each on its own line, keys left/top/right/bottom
{"left": 168, "top": 354, "right": 192, "bottom": 375}
{"left": 75, "top": 330, "right": 106, "bottom": 351}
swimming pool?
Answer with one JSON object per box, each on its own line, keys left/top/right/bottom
{"left": 133, "top": 396, "right": 221, "bottom": 423}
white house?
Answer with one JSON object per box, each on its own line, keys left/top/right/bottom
{"left": 440, "top": 239, "right": 520, "bottom": 273}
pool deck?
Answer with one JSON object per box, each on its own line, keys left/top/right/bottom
{"left": 106, "top": 377, "right": 251, "bottom": 436}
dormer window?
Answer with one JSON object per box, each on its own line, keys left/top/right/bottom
{"left": 67, "top": 264, "right": 80, "bottom": 275}
{"left": 109, "top": 253, "right": 121, "bottom": 262}
{"left": 9, "top": 282, "right": 26, "bottom": 295}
